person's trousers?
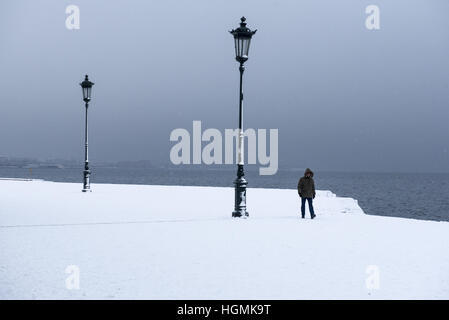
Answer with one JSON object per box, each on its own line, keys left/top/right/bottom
{"left": 301, "top": 197, "right": 315, "bottom": 217}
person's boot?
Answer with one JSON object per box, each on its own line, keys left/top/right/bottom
{"left": 301, "top": 215, "right": 305, "bottom": 219}
{"left": 311, "top": 214, "right": 316, "bottom": 219}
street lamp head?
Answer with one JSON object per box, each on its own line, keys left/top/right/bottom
{"left": 80, "top": 75, "right": 94, "bottom": 102}
{"left": 229, "top": 17, "right": 257, "bottom": 64}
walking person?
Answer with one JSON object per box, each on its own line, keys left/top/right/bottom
{"left": 297, "top": 168, "right": 316, "bottom": 219}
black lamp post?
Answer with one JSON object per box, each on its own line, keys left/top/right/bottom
{"left": 80, "top": 75, "right": 94, "bottom": 192}
{"left": 230, "top": 17, "right": 256, "bottom": 218}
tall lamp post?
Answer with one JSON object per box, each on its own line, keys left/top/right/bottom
{"left": 230, "top": 17, "right": 256, "bottom": 218}
{"left": 80, "top": 75, "right": 94, "bottom": 192}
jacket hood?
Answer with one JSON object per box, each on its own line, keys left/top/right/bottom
{"left": 304, "top": 168, "right": 314, "bottom": 177}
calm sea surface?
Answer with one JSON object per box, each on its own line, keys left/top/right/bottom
{"left": 1, "top": 167, "right": 448, "bottom": 222}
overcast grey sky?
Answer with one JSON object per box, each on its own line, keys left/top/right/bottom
{"left": 0, "top": 0, "right": 448, "bottom": 172}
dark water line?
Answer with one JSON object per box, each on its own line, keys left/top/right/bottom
{"left": 1, "top": 167, "right": 448, "bottom": 222}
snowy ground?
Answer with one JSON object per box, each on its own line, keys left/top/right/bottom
{"left": 0, "top": 179, "right": 448, "bottom": 299}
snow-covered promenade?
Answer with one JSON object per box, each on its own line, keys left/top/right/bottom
{"left": 1, "top": 179, "right": 448, "bottom": 299}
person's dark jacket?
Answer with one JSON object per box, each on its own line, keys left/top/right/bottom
{"left": 297, "top": 168, "right": 316, "bottom": 199}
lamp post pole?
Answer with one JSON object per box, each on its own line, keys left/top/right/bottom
{"left": 83, "top": 100, "right": 90, "bottom": 192}
{"left": 233, "top": 62, "right": 248, "bottom": 217}
{"left": 230, "top": 17, "right": 256, "bottom": 218}
{"left": 80, "top": 75, "right": 94, "bottom": 192}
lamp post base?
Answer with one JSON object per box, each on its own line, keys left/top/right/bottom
{"left": 82, "top": 168, "right": 91, "bottom": 193}
{"left": 232, "top": 164, "right": 249, "bottom": 218}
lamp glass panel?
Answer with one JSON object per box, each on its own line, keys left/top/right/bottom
{"left": 243, "top": 38, "right": 251, "bottom": 57}
{"left": 239, "top": 38, "right": 244, "bottom": 57}
{"left": 234, "top": 37, "right": 239, "bottom": 58}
